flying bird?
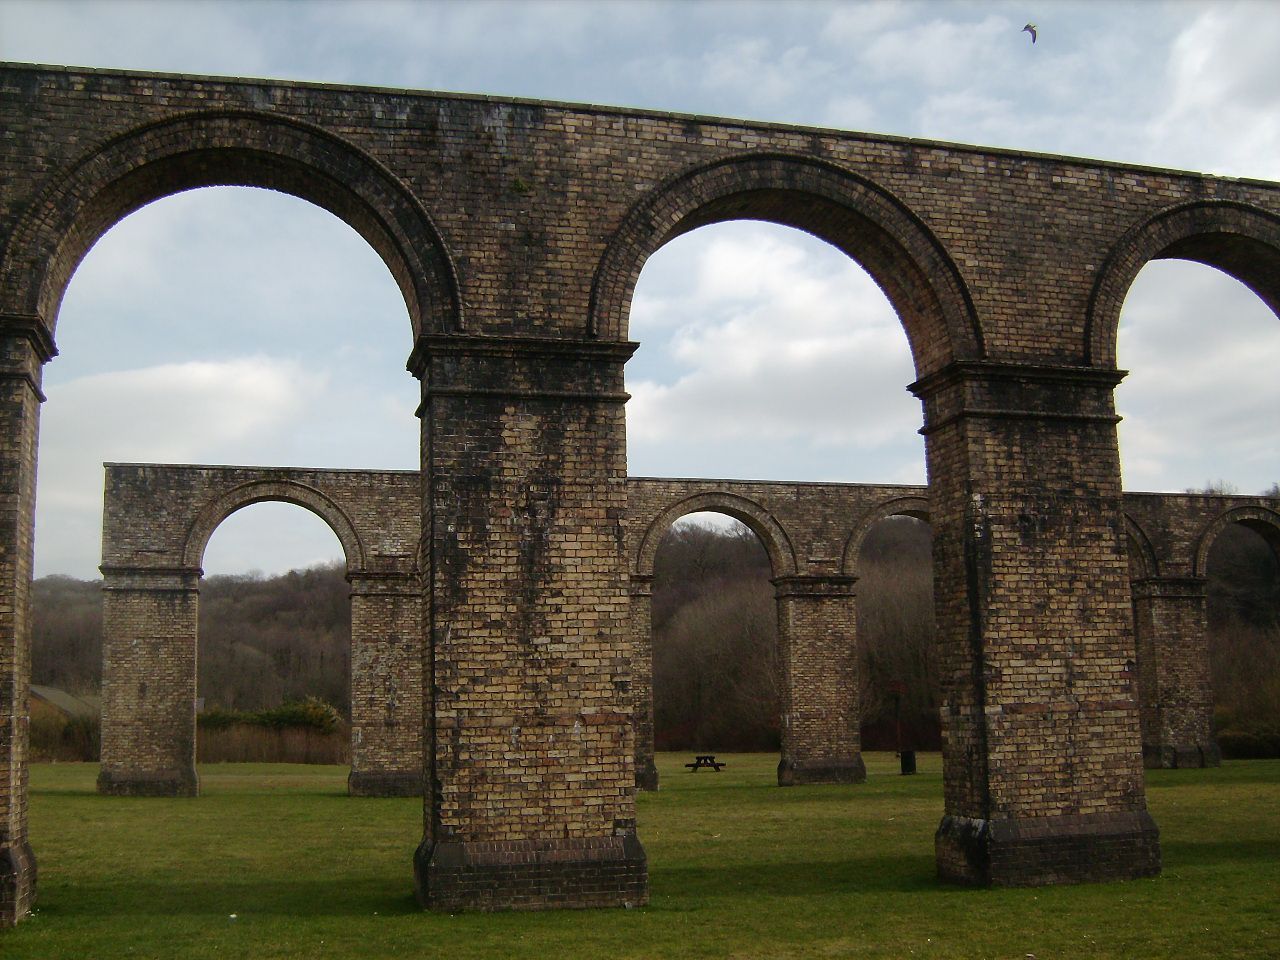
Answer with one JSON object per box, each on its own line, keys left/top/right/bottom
{"left": 1023, "top": 23, "right": 1037, "bottom": 43}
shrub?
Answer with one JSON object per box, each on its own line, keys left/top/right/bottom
{"left": 197, "top": 697, "right": 343, "bottom": 734}
{"left": 1217, "top": 730, "right": 1280, "bottom": 759}
{"left": 30, "top": 712, "right": 100, "bottom": 762}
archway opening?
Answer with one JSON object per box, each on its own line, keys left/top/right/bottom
{"left": 34, "top": 186, "right": 418, "bottom": 580}
{"left": 1115, "top": 252, "right": 1280, "bottom": 767}
{"left": 1116, "top": 260, "right": 1280, "bottom": 495}
{"left": 628, "top": 215, "right": 932, "bottom": 790}
{"left": 197, "top": 502, "right": 350, "bottom": 751}
{"left": 29, "top": 186, "right": 417, "bottom": 784}
{"left": 651, "top": 511, "right": 779, "bottom": 755}
{"left": 627, "top": 221, "right": 926, "bottom": 485}
{"left": 854, "top": 514, "right": 938, "bottom": 754}
{"left": 1204, "top": 520, "right": 1280, "bottom": 758}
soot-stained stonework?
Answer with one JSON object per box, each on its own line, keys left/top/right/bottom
{"left": 4, "top": 62, "right": 1280, "bottom": 922}
{"left": 98, "top": 464, "right": 422, "bottom": 799}
{"left": 102, "top": 465, "right": 1277, "bottom": 805}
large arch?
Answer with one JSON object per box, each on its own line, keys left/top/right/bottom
{"left": 588, "top": 152, "right": 982, "bottom": 377}
{"left": 1086, "top": 200, "right": 1280, "bottom": 368}
{"left": 15, "top": 62, "right": 1280, "bottom": 919}
{"left": 0, "top": 110, "right": 461, "bottom": 338}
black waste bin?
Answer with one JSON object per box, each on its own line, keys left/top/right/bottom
{"left": 899, "top": 750, "right": 917, "bottom": 775}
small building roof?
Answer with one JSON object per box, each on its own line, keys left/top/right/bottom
{"left": 31, "top": 685, "right": 99, "bottom": 718}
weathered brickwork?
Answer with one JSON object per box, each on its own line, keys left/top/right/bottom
{"left": 1124, "top": 495, "right": 1280, "bottom": 768}
{"left": 626, "top": 478, "right": 932, "bottom": 788}
{"left": 102, "top": 468, "right": 1274, "bottom": 798}
{"left": 0, "top": 318, "right": 49, "bottom": 925}
{"left": 3, "top": 62, "right": 1279, "bottom": 921}
{"left": 409, "top": 337, "right": 645, "bottom": 910}
{"left": 99, "top": 569, "right": 200, "bottom": 796}
{"left": 627, "top": 481, "right": 1278, "bottom": 792}
{"left": 98, "top": 464, "right": 422, "bottom": 798}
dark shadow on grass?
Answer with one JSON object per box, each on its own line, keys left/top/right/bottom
{"left": 650, "top": 852, "right": 943, "bottom": 900}
{"left": 1160, "top": 837, "right": 1280, "bottom": 868}
{"left": 1147, "top": 760, "right": 1280, "bottom": 788}
{"left": 32, "top": 878, "right": 422, "bottom": 918}
{"left": 31, "top": 786, "right": 103, "bottom": 798}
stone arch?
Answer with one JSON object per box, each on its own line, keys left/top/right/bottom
{"left": 1086, "top": 199, "right": 1280, "bottom": 367}
{"left": 1192, "top": 504, "right": 1280, "bottom": 578}
{"left": 182, "top": 479, "right": 365, "bottom": 574}
{"left": 634, "top": 491, "right": 797, "bottom": 579}
{"left": 1124, "top": 514, "right": 1160, "bottom": 581}
{"left": 588, "top": 152, "right": 982, "bottom": 376}
{"left": 0, "top": 109, "right": 461, "bottom": 338}
{"left": 841, "top": 495, "right": 932, "bottom": 576}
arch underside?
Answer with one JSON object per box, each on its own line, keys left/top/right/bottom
{"left": 841, "top": 496, "right": 932, "bottom": 576}
{"left": 1088, "top": 200, "right": 1280, "bottom": 367}
{"left": 183, "top": 480, "right": 365, "bottom": 573}
{"left": 1124, "top": 515, "right": 1160, "bottom": 581}
{"left": 1194, "top": 505, "right": 1280, "bottom": 578}
{"left": 0, "top": 111, "right": 459, "bottom": 340}
{"left": 590, "top": 154, "right": 982, "bottom": 378}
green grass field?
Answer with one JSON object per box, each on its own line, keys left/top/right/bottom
{"left": 7, "top": 752, "right": 1277, "bottom": 959}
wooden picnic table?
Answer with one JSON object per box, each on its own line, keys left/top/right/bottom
{"left": 685, "top": 754, "right": 725, "bottom": 772}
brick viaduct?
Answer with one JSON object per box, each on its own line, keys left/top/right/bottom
{"left": 97, "top": 463, "right": 1280, "bottom": 801}
{"left": 2, "top": 63, "right": 1279, "bottom": 921}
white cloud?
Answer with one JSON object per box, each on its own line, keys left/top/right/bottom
{"left": 1146, "top": 3, "right": 1280, "bottom": 178}
{"left": 861, "top": 13, "right": 1012, "bottom": 89}
{"left": 34, "top": 356, "right": 329, "bottom": 576}
{"left": 45, "top": 356, "right": 325, "bottom": 462}
{"left": 626, "top": 223, "right": 925, "bottom": 482}
{"left": 1116, "top": 260, "right": 1280, "bottom": 493}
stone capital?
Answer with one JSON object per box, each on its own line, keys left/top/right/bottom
{"left": 909, "top": 360, "right": 1126, "bottom": 436}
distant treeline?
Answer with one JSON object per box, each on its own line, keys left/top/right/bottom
{"left": 33, "top": 563, "right": 351, "bottom": 714}
{"left": 1204, "top": 523, "right": 1280, "bottom": 757}
{"left": 29, "top": 507, "right": 1280, "bottom": 758}
{"left": 651, "top": 517, "right": 938, "bottom": 752}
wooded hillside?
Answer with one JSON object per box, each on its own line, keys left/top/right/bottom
{"left": 29, "top": 513, "right": 1278, "bottom": 755}
{"left": 33, "top": 563, "right": 351, "bottom": 713}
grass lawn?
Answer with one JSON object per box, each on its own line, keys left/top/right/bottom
{"left": 7, "top": 752, "right": 1277, "bottom": 959}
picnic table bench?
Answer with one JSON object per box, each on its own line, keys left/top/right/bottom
{"left": 685, "top": 754, "right": 725, "bottom": 772}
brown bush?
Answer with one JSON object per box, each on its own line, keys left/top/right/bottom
{"left": 29, "top": 713, "right": 100, "bottom": 762}
{"left": 197, "top": 723, "right": 351, "bottom": 764}
{"left": 652, "top": 515, "right": 942, "bottom": 752}
{"left": 1205, "top": 521, "right": 1280, "bottom": 755}
{"left": 855, "top": 517, "right": 941, "bottom": 750}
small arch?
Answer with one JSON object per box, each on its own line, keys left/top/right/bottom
{"left": 1193, "top": 505, "right": 1280, "bottom": 578}
{"left": 589, "top": 152, "right": 982, "bottom": 377}
{"left": 1124, "top": 515, "right": 1160, "bottom": 582}
{"left": 0, "top": 110, "right": 461, "bottom": 338}
{"left": 634, "top": 492, "right": 797, "bottom": 579}
{"left": 183, "top": 479, "right": 365, "bottom": 574}
{"left": 1086, "top": 199, "right": 1280, "bottom": 367}
{"left": 842, "top": 496, "right": 931, "bottom": 576}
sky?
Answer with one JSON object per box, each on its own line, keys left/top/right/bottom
{"left": 1, "top": 0, "right": 1278, "bottom": 578}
